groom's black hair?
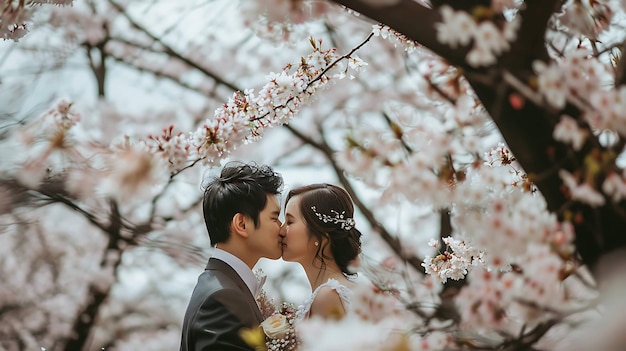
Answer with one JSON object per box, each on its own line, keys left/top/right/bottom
{"left": 202, "top": 161, "right": 283, "bottom": 245}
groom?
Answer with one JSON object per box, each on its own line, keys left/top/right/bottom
{"left": 180, "top": 161, "right": 284, "bottom": 351}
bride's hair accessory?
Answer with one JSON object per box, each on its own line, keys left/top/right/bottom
{"left": 311, "top": 206, "right": 355, "bottom": 231}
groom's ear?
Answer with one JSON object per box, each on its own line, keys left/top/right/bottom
{"left": 231, "top": 213, "right": 249, "bottom": 238}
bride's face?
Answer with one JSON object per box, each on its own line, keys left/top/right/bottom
{"left": 280, "top": 195, "right": 318, "bottom": 264}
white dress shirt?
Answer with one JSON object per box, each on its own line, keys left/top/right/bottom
{"left": 211, "top": 248, "right": 260, "bottom": 297}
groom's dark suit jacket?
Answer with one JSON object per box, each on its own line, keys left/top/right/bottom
{"left": 180, "top": 258, "right": 264, "bottom": 351}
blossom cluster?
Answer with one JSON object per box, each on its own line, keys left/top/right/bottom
{"left": 46, "top": 2, "right": 107, "bottom": 46}
{"left": 422, "top": 236, "right": 483, "bottom": 283}
{"left": 455, "top": 243, "right": 576, "bottom": 330}
{"left": 532, "top": 49, "right": 610, "bottom": 111}
{"left": 240, "top": 0, "right": 330, "bottom": 42}
{"left": 1, "top": 0, "right": 74, "bottom": 41}
{"left": 557, "top": 0, "right": 614, "bottom": 38}
{"left": 12, "top": 98, "right": 83, "bottom": 188}
{"left": 334, "top": 61, "right": 490, "bottom": 206}
{"left": 435, "top": 5, "right": 521, "bottom": 67}
{"left": 255, "top": 269, "right": 276, "bottom": 320}
{"left": 532, "top": 45, "right": 626, "bottom": 207}
{"left": 142, "top": 126, "right": 192, "bottom": 170}
{"left": 553, "top": 115, "right": 588, "bottom": 151}
{"left": 372, "top": 24, "right": 419, "bottom": 53}
{"left": 559, "top": 169, "right": 606, "bottom": 207}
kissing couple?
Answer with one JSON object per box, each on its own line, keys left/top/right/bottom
{"left": 180, "top": 161, "right": 363, "bottom": 351}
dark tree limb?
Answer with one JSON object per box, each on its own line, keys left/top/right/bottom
{"left": 332, "top": 0, "right": 469, "bottom": 66}
{"left": 62, "top": 202, "right": 126, "bottom": 351}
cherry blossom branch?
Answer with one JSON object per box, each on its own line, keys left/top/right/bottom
{"left": 158, "top": 195, "right": 203, "bottom": 224}
{"left": 164, "top": 35, "right": 369, "bottom": 166}
{"left": 308, "top": 32, "right": 375, "bottom": 87}
{"left": 247, "top": 32, "right": 375, "bottom": 124}
{"left": 170, "top": 157, "right": 204, "bottom": 178}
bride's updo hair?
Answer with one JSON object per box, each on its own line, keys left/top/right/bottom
{"left": 285, "top": 183, "right": 362, "bottom": 277}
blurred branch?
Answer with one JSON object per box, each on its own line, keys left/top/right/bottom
{"left": 82, "top": 19, "right": 109, "bottom": 98}
{"left": 140, "top": 237, "right": 208, "bottom": 265}
{"left": 499, "top": 319, "right": 559, "bottom": 351}
{"left": 107, "top": 0, "right": 240, "bottom": 92}
{"left": 108, "top": 52, "right": 221, "bottom": 101}
{"left": 64, "top": 200, "right": 126, "bottom": 351}
{"left": 106, "top": 38, "right": 224, "bottom": 100}
{"left": 1, "top": 177, "right": 108, "bottom": 233}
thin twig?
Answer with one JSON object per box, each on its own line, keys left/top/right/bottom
{"left": 249, "top": 31, "right": 376, "bottom": 122}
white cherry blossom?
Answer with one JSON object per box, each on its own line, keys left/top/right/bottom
{"left": 553, "top": 115, "right": 588, "bottom": 151}
{"left": 559, "top": 169, "right": 606, "bottom": 206}
{"left": 435, "top": 5, "right": 476, "bottom": 48}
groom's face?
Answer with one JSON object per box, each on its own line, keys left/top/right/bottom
{"left": 247, "top": 194, "right": 283, "bottom": 260}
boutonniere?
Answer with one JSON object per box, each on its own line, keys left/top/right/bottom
{"left": 241, "top": 302, "right": 298, "bottom": 351}
{"left": 254, "top": 268, "right": 275, "bottom": 319}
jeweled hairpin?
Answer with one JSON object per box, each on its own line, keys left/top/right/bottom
{"left": 311, "top": 206, "right": 355, "bottom": 231}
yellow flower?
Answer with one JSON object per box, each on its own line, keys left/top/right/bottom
{"left": 240, "top": 326, "right": 267, "bottom": 351}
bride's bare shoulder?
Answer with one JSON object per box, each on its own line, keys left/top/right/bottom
{"left": 310, "top": 286, "right": 346, "bottom": 319}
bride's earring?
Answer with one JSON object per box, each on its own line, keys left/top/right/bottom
{"left": 314, "top": 241, "right": 319, "bottom": 246}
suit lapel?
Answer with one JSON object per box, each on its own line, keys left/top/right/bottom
{"left": 206, "top": 258, "right": 264, "bottom": 323}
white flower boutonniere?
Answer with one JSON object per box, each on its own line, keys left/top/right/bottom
{"left": 260, "top": 313, "right": 290, "bottom": 339}
{"left": 262, "top": 302, "right": 297, "bottom": 351}
{"left": 241, "top": 302, "right": 298, "bottom": 351}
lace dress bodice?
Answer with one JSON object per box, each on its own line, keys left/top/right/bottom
{"left": 295, "top": 278, "right": 352, "bottom": 320}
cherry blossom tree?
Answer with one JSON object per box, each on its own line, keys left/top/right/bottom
{"left": 2, "top": 0, "right": 626, "bottom": 350}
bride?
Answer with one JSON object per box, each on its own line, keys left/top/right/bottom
{"left": 280, "top": 183, "right": 362, "bottom": 320}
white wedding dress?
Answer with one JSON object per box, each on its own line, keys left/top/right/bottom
{"left": 295, "top": 278, "right": 352, "bottom": 320}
